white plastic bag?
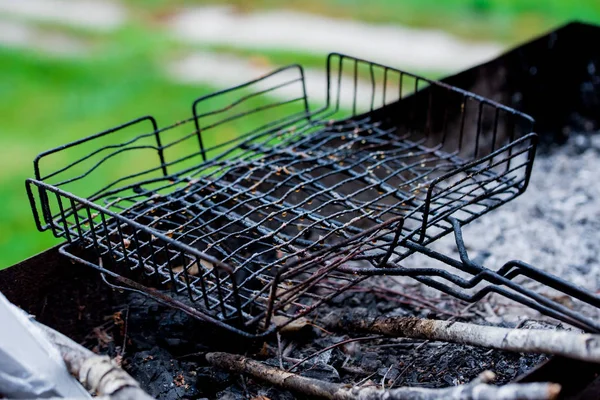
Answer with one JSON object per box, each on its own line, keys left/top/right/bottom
{"left": 0, "top": 291, "right": 91, "bottom": 398}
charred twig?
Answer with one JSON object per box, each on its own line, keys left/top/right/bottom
{"left": 390, "top": 278, "right": 474, "bottom": 318}
{"left": 365, "top": 340, "right": 419, "bottom": 350}
{"left": 276, "top": 332, "right": 284, "bottom": 370}
{"left": 347, "top": 284, "right": 473, "bottom": 319}
{"left": 286, "top": 335, "right": 382, "bottom": 372}
{"left": 381, "top": 365, "right": 393, "bottom": 389}
{"left": 206, "top": 352, "right": 561, "bottom": 400}
{"left": 389, "top": 339, "right": 433, "bottom": 388}
{"left": 120, "top": 306, "right": 129, "bottom": 361}
{"left": 38, "top": 323, "right": 153, "bottom": 400}
{"left": 323, "top": 310, "right": 600, "bottom": 363}
{"left": 283, "top": 341, "right": 297, "bottom": 358}
{"left": 355, "top": 370, "right": 379, "bottom": 387}
{"left": 390, "top": 358, "right": 417, "bottom": 388}
{"left": 341, "top": 365, "right": 370, "bottom": 376}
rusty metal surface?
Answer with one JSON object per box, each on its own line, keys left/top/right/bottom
{"left": 439, "top": 21, "right": 600, "bottom": 146}
{"left": 515, "top": 356, "right": 600, "bottom": 399}
{"left": 0, "top": 245, "right": 66, "bottom": 312}
{"left": 0, "top": 245, "right": 126, "bottom": 341}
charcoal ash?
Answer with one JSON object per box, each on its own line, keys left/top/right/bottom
{"left": 45, "top": 122, "right": 600, "bottom": 398}
{"left": 84, "top": 288, "right": 548, "bottom": 399}
{"left": 403, "top": 131, "right": 600, "bottom": 324}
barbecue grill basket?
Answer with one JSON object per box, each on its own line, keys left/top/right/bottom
{"left": 26, "top": 53, "right": 600, "bottom": 336}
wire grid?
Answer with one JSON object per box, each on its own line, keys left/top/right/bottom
{"left": 27, "top": 53, "right": 537, "bottom": 335}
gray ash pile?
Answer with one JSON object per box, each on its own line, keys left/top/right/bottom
{"left": 403, "top": 131, "right": 600, "bottom": 325}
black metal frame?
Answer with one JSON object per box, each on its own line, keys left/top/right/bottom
{"left": 25, "top": 53, "right": 600, "bottom": 336}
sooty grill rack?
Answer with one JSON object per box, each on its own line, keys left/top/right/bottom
{"left": 26, "top": 53, "right": 600, "bottom": 337}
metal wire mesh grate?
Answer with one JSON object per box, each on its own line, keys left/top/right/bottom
{"left": 26, "top": 53, "right": 600, "bottom": 336}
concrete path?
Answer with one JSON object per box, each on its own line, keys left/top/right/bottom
{"left": 170, "top": 6, "right": 503, "bottom": 73}
{"left": 168, "top": 52, "right": 385, "bottom": 110}
{"left": 0, "top": 0, "right": 126, "bottom": 31}
{"left": 0, "top": 18, "right": 87, "bottom": 56}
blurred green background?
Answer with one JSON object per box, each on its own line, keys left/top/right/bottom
{"left": 1, "top": 0, "right": 600, "bottom": 268}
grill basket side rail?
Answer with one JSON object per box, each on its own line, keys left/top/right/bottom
{"left": 418, "top": 129, "right": 538, "bottom": 245}
{"left": 30, "top": 64, "right": 314, "bottom": 229}
{"left": 26, "top": 177, "right": 408, "bottom": 336}
{"left": 315, "top": 53, "right": 538, "bottom": 245}
{"left": 25, "top": 177, "right": 270, "bottom": 334}
{"left": 191, "top": 64, "right": 314, "bottom": 164}
{"left": 31, "top": 116, "right": 167, "bottom": 231}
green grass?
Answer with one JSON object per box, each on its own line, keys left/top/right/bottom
{"left": 123, "top": 0, "right": 600, "bottom": 44}
{"left": 311, "top": 0, "right": 600, "bottom": 43}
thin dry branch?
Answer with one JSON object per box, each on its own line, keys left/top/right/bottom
{"left": 38, "top": 323, "right": 153, "bottom": 400}
{"left": 323, "top": 310, "right": 600, "bottom": 364}
{"left": 206, "top": 352, "right": 560, "bottom": 400}
{"left": 287, "top": 335, "right": 382, "bottom": 372}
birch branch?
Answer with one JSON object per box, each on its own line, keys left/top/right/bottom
{"left": 323, "top": 310, "right": 600, "bottom": 364}
{"left": 38, "top": 323, "right": 153, "bottom": 400}
{"left": 206, "top": 352, "right": 560, "bottom": 400}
